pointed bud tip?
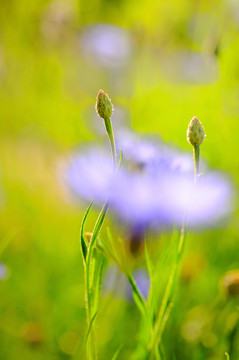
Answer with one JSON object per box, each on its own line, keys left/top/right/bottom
{"left": 95, "top": 89, "right": 113, "bottom": 121}
{"left": 187, "top": 116, "right": 205, "bottom": 147}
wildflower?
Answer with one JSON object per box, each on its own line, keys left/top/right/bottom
{"left": 66, "top": 148, "right": 117, "bottom": 206}
{"left": 163, "top": 171, "right": 232, "bottom": 228}
{"left": 65, "top": 144, "right": 232, "bottom": 230}
{"left": 116, "top": 129, "right": 194, "bottom": 174}
{"left": 110, "top": 165, "right": 232, "bottom": 229}
{"left": 116, "top": 130, "right": 162, "bottom": 168}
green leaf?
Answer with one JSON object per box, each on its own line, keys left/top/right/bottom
{"left": 144, "top": 240, "right": 154, "bottom": 304}
{"left": 80, "top": 203, "right": 93, "bottom": 262}
{"left": 89, "top": 247, "right": 97, "bottom": 290}
{"left": 86, "top": 312, "right": 97, "bottom": 346}
{"left": 86, "top": 202, "right": 108, "bottom": 316}
{"left": 93, "top": 258, "right": 104, "bottom": 314}
{"left": 149, "top": 233, "right": 175, "bottom": 318}
{"left": 117, "top": 149, "right": 123, "bottom": 169}
{"left": 145, "top": 240, "right": 154, "bottom": 280}
{"left": 127, "top": 272, "right": 147, "bottom": 317}
{"left": 87, "top": 202, "right": 108, "bottom": 263}
{"left": 225, "top": 353, "right": 230, "bottom": 360}
{"left": 99, "top": 235, "right": 118, "bottom": 263}
{"left": 112, "top": 344, "right": 124, "bottom": 360}
{"left": 106, "top": 226, "right": 114, "bottom": 248}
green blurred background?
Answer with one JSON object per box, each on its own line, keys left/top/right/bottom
{"left": 0, "top": 0, "right": 239, "bottom": 359}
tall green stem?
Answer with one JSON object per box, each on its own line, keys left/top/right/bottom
{"left": 193, "top": 145, "right": 200, "bottom": 180}
{"left": 84, "top": 203, "right": 108, "bottom": 360}
{"left": 84, "top": 112, "right": 116, "bottom": 359}
{"left": 147, "top": 225, "right": 186, "bottom": 359}
{"left": 104, "top": 118, "right": 117, "bottom": 166}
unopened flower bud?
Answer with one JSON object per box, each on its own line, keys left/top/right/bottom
{"left": 187, "top": 116, "right": 205, "bottom": 147}
{"left": 221, "top": 270, "right": 239, "bottom": 297}
{"left": 96, "top": 89, "right": 113, "bottom": 121}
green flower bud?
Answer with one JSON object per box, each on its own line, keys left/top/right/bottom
{"left": 96, "top": 89, "right": 113, "bottom": 120}
{"left": 187, "top": 116, "right": 205, "bottom": 147}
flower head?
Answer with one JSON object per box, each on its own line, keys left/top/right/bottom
{"left": 116, "top": 129, "right": 194, "bottom": 174}
{"left": 65, "top": 141, "right": 232, "bottom": 230}
{"left": 66, "top": 148, "right": 117, "bottom": 206}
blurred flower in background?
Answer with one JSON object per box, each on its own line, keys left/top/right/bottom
{"left": 116, "top": 129, "right": 194, "bottom": 173}
{"left": 65, "top": 148, "right": 115, "bottom": 205}
{"left": 0, "top": 263, "right": 9, "bottom": 281}
{"left": 103, "top": 265, "right": 150, "bottom": 301}
{"left": 160, "top": 51, "right": 219, "bottom": 84}
{"left": 65, "top": 134, "right": 233, "bottom": 231}
{"left": 80, "top": 24, "right": 134, "bottom": 69}
{"left": 0, "top": 0, "right": 239, "bottom": 358}
{"left": 128, "top": 269, "right": 150, "bottom": 300}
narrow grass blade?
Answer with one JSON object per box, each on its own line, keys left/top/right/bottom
{"left": 80, "top": 203, "right": 93, "bottom": 262}
{"left": 86, "top": 312, "right": 97, "bottom": 347}
{"left": 87, "top": 203, "right": 108, "bottom": 263}
{"left": 106, "top": 226, "right": 114, "bottom": 248}
{"left": 117, "top": 149, "right": 123, "bottom": 169}
{"left": 112, "top": 344, "right": 124, "bottom": 360}
{"left": 225, "top": 353, "right": 230, "bottom": 360}
{"left": 99, "top": 235, "right": 118, "bottom": 263}
{"left": 145, "top": 239, "right": 154, "bottom": 281}
{"left": 127, "top": 272, "right": 147, "bottom": 317}
{"left": 86, "top": 203, "right": 108, "bottom": 318}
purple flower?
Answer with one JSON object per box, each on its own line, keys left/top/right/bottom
{"left": 167, "top": 172, "right": 233, "bottom": 227}
{"left": 110, "top": 166, "right": 232, "bottom": 229}
{"left": 116, "top": 129, "right": 194, "bottom": 174}
{"left": 116, "top": 130, "right": 162, "bottom": 168}
{"left": 66, "top": 148, "right": 117, "bottom": 206}
{"left": 65, "top": 141, "right": 233, "bottom": 229}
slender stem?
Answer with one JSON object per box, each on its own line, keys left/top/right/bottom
{"left": 147, "top": 224, "right": 186, "bottom": 359}
{"left": 84, "top": 114, "right": 116, "bottom": 359}
{"left": 84, "top": 265, "right": 93, "bottom": 360}
{"left": 104, "top": 118, "right": 117, "bottom": 166}
{"left": 85, "top": 203, "right": 108, "bottom": 360}
{"left": 193, "top": 145, "right": 200, "bottom": 181}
